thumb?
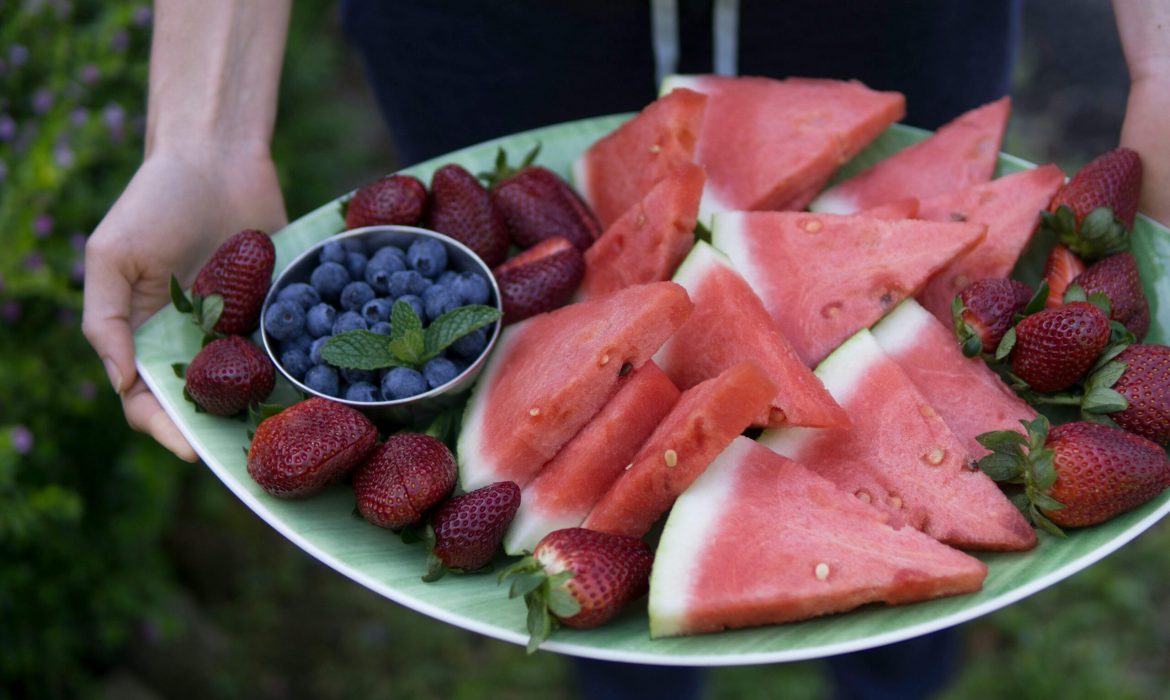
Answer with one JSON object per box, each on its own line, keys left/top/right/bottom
{"left": 81, "top": 246, "right": 137, "bottom": 394}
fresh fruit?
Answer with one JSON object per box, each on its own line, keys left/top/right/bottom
{"left": 1008, "top": 301, "right": 1111, "bottom": 393}
{"left": 761, "top": 330, "right": 1037, "bottom": 551}
{"left": 182, "top": 335, "right": 275, "bottom": 416}
{"left": 649, "top": 437, "right": 988, "bottom": 638}
{"left": 1089, "top": 344, "right": 1170, "bottom": 445}
{"left": 483, "top": 147, "right": 601, "bottom": 252}
{"left": 1042, "top": 244, "right": 1086, "bottom": 309}
{"left": 1040, "top": 147, "right": 1142, "bottom": 260}
{"left": 711, "top": 210, "right": 986, "bottom": 366}
{"left": 1069, "top": 252, "right": 1150, "bottom": 340}
{"left": 492, "top": 237, "right": 585, "bottom": 324}
{"left": 344, "top": 173, "right": 428, "bottom": 229}
{"left": 173, "top": 229, "right": 276, "bottom": 336}
{"left": 353, "top": 433, "right": 458, "bottom": 530}
{"left": 424, "top": 481, "right": 521, "bottom": 581}
{"left": 951, "top": 277, "right": 1034, "bottom": 357}
{"left": 264, "top": 299, "right": 307, "bottom": 342}
{"left": 246, "top": 397, "right": 378, "bottom": 498}
{"left": 500, "top": 527, "right": 654, "bottom": 652}
{"left": 810, "top": 96, "right": 1010, "bottom": 215}
{"left": 425, "top": 164, "right": 510, "bottom": 267}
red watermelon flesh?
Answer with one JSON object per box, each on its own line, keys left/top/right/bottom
{"left": 653, "top": 241, "right": 848, "bottom": 429}
{"left": 503, "top": 362, "right": 680, "bottom": 555}
{"left": 916, "top": 164, "right": 1065, "bottom": 323}
{"left": 760, "top": 330, "right": 1036, "bottom": 551}
{"left": 872, "top": 299, "right": 1037, "bottom": 460}
{"left": 662, "top": 75, "right": 905, "bottom": 223}
{"left": 649, "top": 437, "right": 988, "bottom": 638}
{"left": 579, "top": 162, "right": 705, "bottom": 300}
{"left": 861, "top": 197, "right": 919, "bottom": 220}
{"left": 711, "top": 211, "right": 986, "bottom": 366}
{"left": 572, "top": 88, "right": 708, "bottom": 229}
{"left": 582, "top": 361, "right": 776, "bottom": 538}
{"left": 810, "top": 97, "right": 1011, "bottom": 215}
{"left": 458, "top": 281, "right": 693, "bottom": 491}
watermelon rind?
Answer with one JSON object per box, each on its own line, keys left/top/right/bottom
{"left": 869, "top": 298, "right": 935, "bottom": 356}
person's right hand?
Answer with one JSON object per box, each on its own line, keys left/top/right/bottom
{"left": 82, "top": 146, "right": 287, "bottom": 461}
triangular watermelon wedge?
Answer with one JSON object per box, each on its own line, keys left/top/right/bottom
{"left": 810, "top": 97, "right": 1011, "bottom": 215}
{"left": 860, "top": 197, "right": 919, "bottom": 220}
{"left": 572, "top": 88, "right": 708, "bottom": 229}
{"left": 654, "top": 241, "right": 848, "bottom": 429}
{"left": 760, "top": 330, "right": 1037, "bottom": 551}
{"left": 915, "top": 164, "right": 1065, "bottom": 323}
{"left": 458, "top": 282, "right": 693, "bottom": 491}
{"left": 711, "top": 211, "right": 986, "bottom": 366}
{"left": 661, "top": 74, "right": 905, "bottom": 224}
{"left": 650, "top": 437, "right": 988, "bottom": 638}
{"left": 579, "top": 162, "right": 705, "bottom": 300}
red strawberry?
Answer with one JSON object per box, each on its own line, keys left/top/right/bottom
{"left": 952, "top": 278, "right": 1033, "bottom": 356}
{"left": 425, "top": 164, "right": 510, "bottom": 267}
{"left": 1041, "top": 244, "right": 1086, "bottom": 309}
{"left": 1102, "top": 344, "right": 1170, "bottom": 445}
{"left": 247, "top": 397, "right": 378, "bottom": 498}
{"left": 1009, "top": 301, "right": 1110, "bottom": 393}
{"left": 1069, "top": 252, "right": 1150, "bottom": 340}
{"left": 423, "top": 481, "right": 521, "bottom": 581}
{"left": 500, "top": 527, "right": 653, "bottom": 652}
{"left": 344, "top": 174, "right": 428, "bottom": 229}
{"left": 180, "top": 229, "right": 276, "bottom": 335}
{"left": 182, "top": 335, "right": 275, "bottom": 416}
{"left": 1041, "top": 148, "right": 1142, "bottom": 260}
{"left": 493, "top": 237, "right": 585, "bottom": 324}
{"left": 483, "top": 147, "right": 601, "bottom": 252}
{"left": 352, "top": 433, "right": 457, "bottom": 530}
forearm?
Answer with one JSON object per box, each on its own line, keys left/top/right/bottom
{"left": 146, "top": 0, "right": 292, "bottom": 160}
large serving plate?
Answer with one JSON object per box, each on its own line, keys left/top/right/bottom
{"left": 135, "top": 115, "right": 1170, "bottom": 665}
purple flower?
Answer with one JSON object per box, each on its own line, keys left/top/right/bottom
{"left": 80, "top": 63, "right": 100, "bottom": 85}
{"left": 71, "top": 108, "right": 88, "bottom": 127}
{"left": 34, "top": 214, "right": 53, "bottom": 238}
{"left": 10, "top": 425, "right": 34, "bottom": 455}
{"left": 31, "top": 88, "right": 53, "bottom": 115}
{"left": 53, "top": 142, "right": 74, "bottom": 168}
{"left": 103, "top": 102, "right": 125, "bottom": 131}
{"left": 71, "top": 258, "right": 85, "bottom": 284}
{"left": 111, "top": 30, "right": 129, "bottom": 53}
{"left": 9, "top": 45, "right": 28, "bottom": 67}
{"left": 0, "top": 114, "right": 14, "bottom": 141}
{"left": 24, "top": 252, "right": 44, "bottom": 271}
{"left": 70, "top": 232, "right": 87, "bottom": 251}
{"left": 2, "top": 300, "right": 21, "bottom": 324}
{"left": 132, "top": 5, "right": 152, "bottom": 27}
{"left": 78, "top": 380, "right": 97, "bottom": 401}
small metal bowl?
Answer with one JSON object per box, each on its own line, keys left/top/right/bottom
{"left": 260, "top": 225, "right": 502, "bottom": 427}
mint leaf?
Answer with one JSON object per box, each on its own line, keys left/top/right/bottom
{"left": 423, "top": 304, "right": 502, "bottom": 359}
{"left": 389, "top": 328, "right": 425, "bottom": 366}
{"left": 321, "top": 330, "right": 402, "bottom": 370}
{"left": 391, "top": 299, "right": 423, "bottom": 340}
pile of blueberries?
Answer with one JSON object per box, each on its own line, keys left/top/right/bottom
{"left": 263, "top": 235, "right": 494, "bottom": 402}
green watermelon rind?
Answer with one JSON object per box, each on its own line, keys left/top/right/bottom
{"left": 869, "top": 298, "right": 935, "bottom": 356}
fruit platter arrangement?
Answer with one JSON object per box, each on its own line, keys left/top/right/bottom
{"left": 137, "top": 75, "right": 1170, "bottom": 664}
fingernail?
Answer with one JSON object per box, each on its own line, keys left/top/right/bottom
{"left": 102, "top": 357, "right": 123, "bottom": 393}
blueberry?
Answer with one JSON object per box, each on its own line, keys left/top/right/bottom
{"left": 389, "top": 269, "right": 428, "bottom": 298}
{"left": 364, "top": 256, "right": 405, "bottom": 294}
{"left": 332, "top": 310, "right": 367, "bottom": 335}
{"left": 395, "top": 294, "right": 424, "bottom": 320}
{"left": 344, "top": 381, "right": 380, "bottom": 402}
{"left": 340, "top": 280, "right": 376, "bottom": 312}
{"left": 310, "top": 261, "right": 351, "bottom": 302}
{"left": 345, "top": 251, "right": 368, "bottom": 281}
{"left": 452, "top": 271, "right": 491, "bottom": 306}
{"left": 437, "top": 270, "right": 461, "bottom": 287}
{"left": 276, "top": 282, "right": 321, "bottom": 310}
{"left": 304, "top": 364, "right": 340, "bottom": 396}
{"left": 450, "top": 327, "right": 488, "bottom": 359}
{"left": 309, "top": 336, "right": 330, "bottom": 365}
{"left": 306, "top": 303, "right": 337, "bottom": 338}
{"left": 341, "top": 237, "right": 366, "bottom": 254}
{"left": 280, "top": 333, "right": 313, "bottom": 355}
{"left": 280, "top": 348, "right": 312, "bottom": 380}
{"left": 370, "top": 321, "right": 393, "bottom": 336}
{"left": 407, "top": 238, "right": 448, "bottom": 278}
{"left": 264, "top": 299, "right": 306, "bottom": 342}
{"left": 361, "top": 297, "right": 394, "bottom": 325}
{"left": 341, "top": 366, "right": 376, "bottom": 385}
{"left": 381, "top": 367, "right": 427, "bottom": 400}
{"left": 370, "top": 245, "right": 407, "bottom": 268}
{"left": 423, "top": 357, "right": 461, "bottom": 389}
{"left": 319, "top": 239, "right": 347, "bottom": 264}
{"left": 422, "top": 284, "right": 459, "bottom": 322}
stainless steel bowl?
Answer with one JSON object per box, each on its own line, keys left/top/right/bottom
{"left": 260, "top": 225, "right": 502, "bottom": 427}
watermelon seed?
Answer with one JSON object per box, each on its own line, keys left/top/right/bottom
{"left": 529, "top": 408, "right": 541, "bottom": 417}
{"left": 953, "top": 274, "right": 971, "bottom": 290}
{"left": 624, "top": 463, "right": 633, "bottom": 471}
{"left": 880, "top": 292, "right": 894, "bottom": 306}
{"left": 855, "top": 490, "right": 871, "bottom": 504}
{"left": 649, "top": 144, "right": 661, "bottom": 153}
{"left": 919, "top": 404, "right": 937, "bottom": 418}
{"left": 599, "top": 354, "right": 610, "bottom": 366}
{"left": 619, "top": 362, "right": 633, "bottom": 377}
{"left": 889, "top": 496, "right": 903, "bottom": 509}
{"left": 949, "top": 212, "right": 967, "bottom": 222}
{"left": 663, "top": 449, "right": 678, "bottom": 468}
{"left": 821, "top": 302, "right": 843, "bottom": 319}
{"left": 799, "top": 218, "right": 823, "bottom": 233}
{"left": 814, "top": 563, "right": 830, "bottom": 580}
{"left": 924, "top": 447, "right": 946, "bottom": 466}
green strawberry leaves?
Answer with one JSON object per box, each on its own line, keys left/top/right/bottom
{"left": 1039, "top": 204, "right": 1130, "bottom": 261}
{"left": 976, "top": 416, "right": 1067, "bottom": 537}
{"left": 170, "top": 274, "right": 224, "bottom": 338}
{"left": 479, "top": 142, "right": 542, "bottom": 188}
{"left": 498, "top": 556, "right": 581, "bottom": 654}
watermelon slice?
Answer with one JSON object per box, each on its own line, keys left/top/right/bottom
{"left": 458, "top": 281, "right": 693, "bottom": 491}
{"left": 649, "top": 437, "right": 988, "bottom": 638}
{"left": 759, "top": 330, "right": 1037, "bottom": 551}
{"left": 582, "top": 361, "right": 775, "bottom": 538}
{"left": 572, "top": 88, "right": 708, "bottom": 229}
{"left": 871, "top": 299, "right": 1037, "bottom": 460}
{"left": 653, "top": 241, "right": 847, "bottom": 429}
{"left": 578, "top": 162, "right": 705, "bottom": 300}
{"left": 915, "top": 164, "right": 1065, "bottom": 323}
{"left": 809, "top": 97, "right": 1011, "bottom": 215}
{"left": 711, "top": 211, "right": 986, "bottom": 366}
{"left": 661, "top": 75, "right": 905, "bottom": 224}
{"left": 860, "top": 197, "right": 918, "bottom": 220}
{"left": 503, "top": 362, "right": 680, "bottom": 555}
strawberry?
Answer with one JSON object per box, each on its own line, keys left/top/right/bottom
{"left": 173, "top": 229, "right": 275, "bottom": 336}
{"left": 492, "top": 237, "right": 584, "bottom": 324}
{"left": 1069, "top": 252, "right": 1150, "bottom": 340}
{"left": 247, "top": 397, "right": 378, "bottom": 498}
{"left": 499, "top": 527, "right": 653, "bottom": 652}
{"left": 352, "top": 433, "right": 457, "bottom": 530}
{"left": 1040, "top": 147, "right": 1142, "bottom": 260}
{"left": 1041, "top": 244, "right": 1086, "bottom": 309}
{"left": 951, "top": 278, "right": 1033, "bottom": 356}
{"left": 425, "top": 164, "right": 510, "bottom": 267}
{"left": 1008, "top": 301, "right": 1110, "bottom": 393}
{"left": 344, "top": 174, "right": 428, "bottom": 229}
{"left": 423, "top": 481, "right": 521, "bottom": 581}
{"left": 978, "top": 417, "right": 1170, "bottom": 533}
{"left": 181, "top": 335, "right": 275, "bottom": 416}
{"left": 482, "top": 146, "right": 601, "bottom": 252}
{"left": 1083, "top": 344, "right": 1170, "bottom": 445}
